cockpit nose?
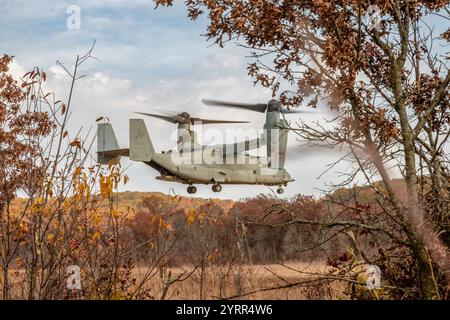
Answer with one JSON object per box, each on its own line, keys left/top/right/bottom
{"left": 283, "top": 170, "right": 294, "bottom": 182}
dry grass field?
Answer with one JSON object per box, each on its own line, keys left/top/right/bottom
{"left": 130, "top": 261, "right": 343, "bottom": 300}
{"left": 4, "top": 262, "right": 346, "bottom": 300}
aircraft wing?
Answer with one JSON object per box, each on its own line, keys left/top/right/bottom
{"left": 203, "top": 134, "right": 266, "bottom": 156}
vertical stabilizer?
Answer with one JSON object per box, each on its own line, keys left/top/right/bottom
{"left": 97, "top": 123, "right": 123, "bottom": 164}
{"left": 129, "top": 119, "right": 155, "bottom": 162}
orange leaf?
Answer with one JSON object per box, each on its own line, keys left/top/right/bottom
{"left": 69, "top": 139, "right": 81, "bottom": 148}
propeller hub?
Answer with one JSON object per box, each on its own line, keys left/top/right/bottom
{"left": 177, "top": 112, "right": 191, "bottom": 124}
{"left": 267, "top": 99, "right": 281, "bottom": 112}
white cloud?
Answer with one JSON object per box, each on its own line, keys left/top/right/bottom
{"left": 8, "top": 60, "right": 27, "bottom": 80}
{"left": 202, "top": 50, "right": 244, "bottom": 70}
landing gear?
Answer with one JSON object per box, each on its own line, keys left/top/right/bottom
{"left": 187, "top": 185, "right": 197, "bottom": 194}
{"left": 212, "top": 183, "right": 222, "bottom": 192}
{"left": 276, "top": 186, "right": 284, "bottom": 194}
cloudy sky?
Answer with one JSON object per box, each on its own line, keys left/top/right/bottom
{"left": 2, "top": 0, "right": 365, "bottom": 200}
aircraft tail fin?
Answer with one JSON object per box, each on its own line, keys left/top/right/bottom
{"left": 129, "top": 119, "right": 155, "bottom": 162}
{"left": 97, "top": 123, "right": 128, "bottom": 165}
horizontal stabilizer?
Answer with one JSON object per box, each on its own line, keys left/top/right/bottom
{"left": 99, "top": 149, "right": 129, "bottom": 157}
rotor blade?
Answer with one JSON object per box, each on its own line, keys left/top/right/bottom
{"left": 223, "top": 136, "right": 267, "bottom": 155}
{"left": 286, "top": 143, "right": 344, "bottom": 161}
{"left": 202, "top": 99, "right": 267, "bottom": 113}
{"left": 190, "top": 117, "right": 249, "bottom": 124}
{"left": 280, "top": 108, "right": 312, "bottom": 114}
{"left": 144, "top": 108, "right": 178, "bottom": 116}
{"left": 203, "top": 135, "right": 266, "bottom": 156}
{"left": 134, "top": 112, "right": 177, "bottom": 124}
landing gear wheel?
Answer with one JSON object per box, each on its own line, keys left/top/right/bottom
{"left": 276, "top": 186, "right": 284, "bottom": 194}
{"left": 212, "top": 183, "right": 222, "bottom": 192}
{"left": 187, "top": 185, "right": 197, "bottom": 194}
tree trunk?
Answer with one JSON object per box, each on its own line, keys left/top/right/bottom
{"left": 351, "top": 92, "right": 438, "bottom": 299}
{"left": 2, "top": 264, "right": 9, "bottom": 299}
{"left": 394, "top": 62, "right": 437, "bottom": 299}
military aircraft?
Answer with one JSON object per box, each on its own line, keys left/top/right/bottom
{"left": 97, "top": 99, "right": 304, "bottom": 194}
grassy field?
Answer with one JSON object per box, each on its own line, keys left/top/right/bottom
{"left": 131, "top": 261, "right": 342, "bottom": 300}
{"left": 4, "top": 261, "right": 345, "bottom": 300}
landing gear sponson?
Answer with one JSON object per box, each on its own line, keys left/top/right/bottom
{"left": 187, "top": 184, "right": 285, "bottom": 194}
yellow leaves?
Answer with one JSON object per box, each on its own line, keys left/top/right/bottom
{"left": 93, "top": 231, "right": 101, "bottom": 240}
{"left": 85, "top": 184, "right": 91, "bottom": 202}
{"left": 108, "top": 159, "right": 117, "bottom": 170}
{"left": 99, "top": 165, "right": 122, "bottom": 199}
{"left": 64, "top": 198, "right": 71, "bottom": 211}
{"left": 45, "top": 178, "right": 54, "bottom": 198}
{"left": 78, "top": 183, "right": 85, "bottom": 197}
{"left": 100, "top": 175, "right": 113, "bottom": 199}
{"left": 31, "top": 197, "right": 43, "bottom": 213}
{"left": 157, "top": 217, "right": 172, "bottom": 234}
{"left": 71, "top": 166, "right": 92, "bottom": 203}
{"left": 93, "top": 214, "right": 103, "bottom": 226}
{"left": 158, "top": 217, "right": 165, "bottom": 234}
{"left": 73, "top": 166, "right": 82, "bottom": 178}
{"left": 19, "top": 221, "right": 29, "bottom": 234}
{"left": 111, "top": 208, "right": 120, "bottom": 218}
{"left": 186, "top": 208, "right": 195, "bottom": 225}
{"left": 110, "top": 291, "right": 124, "bottom": 300}
{"left": 46, "top": 233, "right": 55, "bottom": 241}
